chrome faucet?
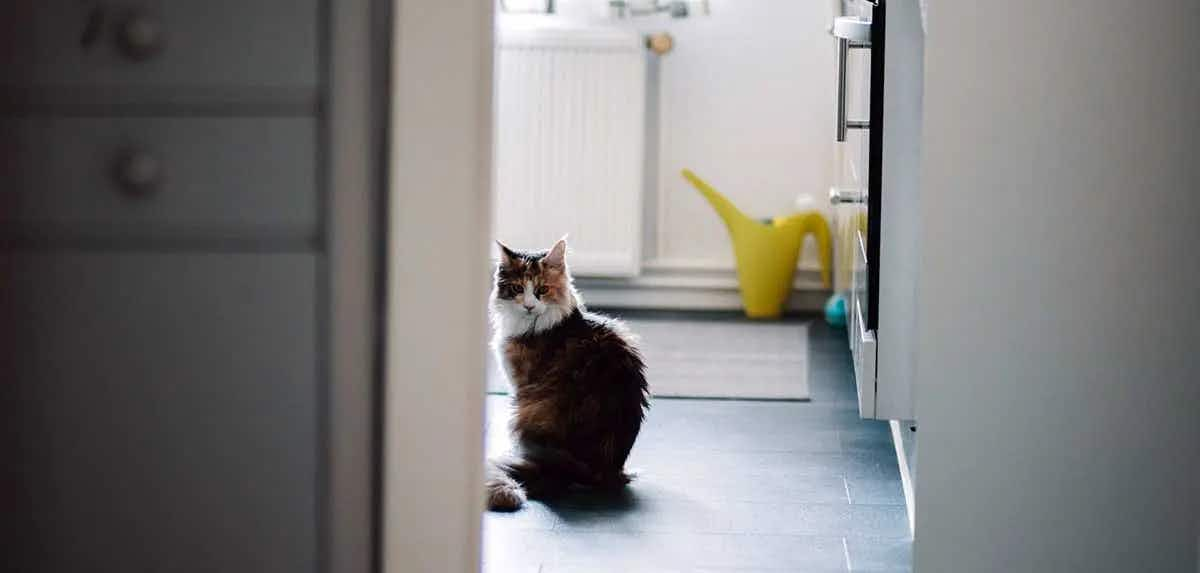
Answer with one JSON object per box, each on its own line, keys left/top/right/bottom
{"left": 609, "top": 0, "right": 708, "bottom": 19}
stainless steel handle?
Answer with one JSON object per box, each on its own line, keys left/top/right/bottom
{"left": 836, "top": 37, "right": 847, "bottom": 141}
{"left": 836, "top": 38, "right": 870, "bottom": 142}
{"left": 830, "top": 187, "right": 866, "bottom": 204}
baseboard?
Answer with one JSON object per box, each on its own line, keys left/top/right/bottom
{"left": 890, "top": 420, "right": 917, "bottom": 536}
{"left": 575, "top": 266, "right": 830, "bottom": 312}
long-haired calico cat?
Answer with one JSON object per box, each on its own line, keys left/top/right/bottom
{"left": 485, "top": 238, "right": 649, "bottom": 511}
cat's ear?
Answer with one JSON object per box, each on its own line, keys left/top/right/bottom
{"left": 496, "top": 241, "right": 518, "bottom": 266}
{"left": 545, "top": 236, "right": 568, "bottom": 268}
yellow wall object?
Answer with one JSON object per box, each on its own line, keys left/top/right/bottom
{"left": 682, "top": 169, "right": 832, "bottom": 319}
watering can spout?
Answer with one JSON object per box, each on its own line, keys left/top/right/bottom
{"left": 681, "top": 169, "right": 756, "bottom": 232}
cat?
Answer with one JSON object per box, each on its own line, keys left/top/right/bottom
{"left": 485, "top": 237, "right": 650, "bottom": 511}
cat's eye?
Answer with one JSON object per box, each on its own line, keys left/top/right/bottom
{"left": 535, "top": 286, "right": 549, "bottom": 297}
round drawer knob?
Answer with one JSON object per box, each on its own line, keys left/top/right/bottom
{"left": 113, "top": 149, "right": 164, "bottom": 198}
{"left": 646, "top": 32, "right": 674, "bottom": 56}
{"left": 116, "top": 11, "right": 165, "bottom": 61}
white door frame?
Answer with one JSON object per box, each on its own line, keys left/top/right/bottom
{"left": 382, "top": 1, "right": 494, "bottom": 572}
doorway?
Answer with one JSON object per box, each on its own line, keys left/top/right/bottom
{"left": 479, "top": 1, "right": 909, "bottom": 572}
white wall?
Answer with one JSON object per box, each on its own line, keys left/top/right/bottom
{"left": 915, "top": 1, "right": 1200, "bottom": 571}
{"left": 498, "top": 0, "right": 836, "bottom": 273}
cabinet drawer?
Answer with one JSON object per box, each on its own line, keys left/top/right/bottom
{"left": 0, "top": 1, "right": 318, "bottom": 99}
{"left": 848, "top": 227, "right": 877, "bottom": 418}
{"left": 0, "top": 116, "right": 318, "bottom": 244}
{"left": 851, "top": 227, "right": 871, "bottom": 333}
{"left": 0, "top": 253, "right": 319, "bottom": 573}
{"left": 842, "top": 46, "right": 872, "bottom": 187}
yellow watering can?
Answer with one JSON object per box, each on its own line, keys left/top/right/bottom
{"left": 682, "top": 169, "right": 832, "bottom": 319}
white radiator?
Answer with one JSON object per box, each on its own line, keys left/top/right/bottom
{"left": 493, "top": 27, "right": 647, "bottom": 277}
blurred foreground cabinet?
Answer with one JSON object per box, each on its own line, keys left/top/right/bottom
{"left": 1, "top": 254, "right": 319, "bottom": 571}
{"left": 0, "top": 2, "right": 384, "bottom": 572}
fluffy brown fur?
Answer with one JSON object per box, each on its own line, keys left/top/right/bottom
{"left": 486, "top": 239, "right": 649, "bottom": 511}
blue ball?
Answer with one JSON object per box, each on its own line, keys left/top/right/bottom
{"left": 824, "top": 293, "right": 847, "bottom": 328}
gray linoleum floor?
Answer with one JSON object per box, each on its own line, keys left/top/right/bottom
{"left": 483, "top": 313, "right": 912, "bottom": 573}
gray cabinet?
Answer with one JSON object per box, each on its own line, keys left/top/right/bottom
{"left": 0, "top": 1, "right": 350, "bottom": 572}
{"left": 2, "top": 254, "right": 319, "bottom": 573}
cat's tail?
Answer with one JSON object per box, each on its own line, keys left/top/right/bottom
{"left": 487, "top": 449, "right": 585, "bottom": 511}
{"left": 485, "top": 459, "right": 527, "bottom": 512}
{"left": 487, "top": 448, "right": 621, "bottom": 510}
